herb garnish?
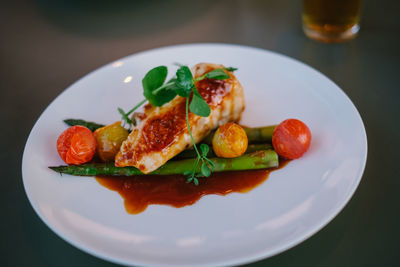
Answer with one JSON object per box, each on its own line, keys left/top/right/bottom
{"left": 118, "top": 65, "right": 236, "bottom": 184}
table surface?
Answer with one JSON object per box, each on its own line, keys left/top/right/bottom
{"left": 1, "top": 0, "right": 399, "bottom": 266}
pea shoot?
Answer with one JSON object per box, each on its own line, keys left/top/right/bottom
{"left": 118, "top": 65, "right": 236, "bottom": 184}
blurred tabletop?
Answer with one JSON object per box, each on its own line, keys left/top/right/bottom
{"left": 1, "top": 0, "right": 399, "bottom": 266}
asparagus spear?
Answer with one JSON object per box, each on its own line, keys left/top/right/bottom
{"left": 63, "top": 119, "right": 104, "bottom": 132}
{"left": 243, "top": 125, "right": 276, "bottom": 143}
{"left": 49, "top": 150, "right": 278, "bottom": 176}
{"left": 174, "top": 143, "right": 273, "bottom": 160}
{"left": 64, "top": 118, "right": 276, "bottom": 143}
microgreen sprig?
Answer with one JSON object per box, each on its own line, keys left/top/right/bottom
{"left": 119, "top": 65, "right": 236, "bottom": 184}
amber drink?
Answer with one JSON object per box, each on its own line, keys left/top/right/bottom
{"left": 302, "top": 0, "right": 362, "bottom": 42}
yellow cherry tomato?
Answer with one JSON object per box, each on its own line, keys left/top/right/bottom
{"left": 94, "top": 121, "right": 129, "bottom": 162}
{"left": 212, "top": 122, "right": 248, "bottom": 158}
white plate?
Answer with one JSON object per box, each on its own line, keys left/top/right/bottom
{"left": 22, "top": 44, "right": 367, "bottom": 267}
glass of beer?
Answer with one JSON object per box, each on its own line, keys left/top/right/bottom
{"left": 302, "top": 0, "right": 362, "bottom": 43}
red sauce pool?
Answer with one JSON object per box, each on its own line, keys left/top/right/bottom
{"left": 96, "top": 160, "right": 290, "bottom": 214}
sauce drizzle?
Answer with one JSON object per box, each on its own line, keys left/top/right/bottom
{"left": 96, "top": 160, "right": 290, "bottom": 214}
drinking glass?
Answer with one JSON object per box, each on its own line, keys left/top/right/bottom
{"left": 302, "top": 0, "right": 362, "bottom": 43}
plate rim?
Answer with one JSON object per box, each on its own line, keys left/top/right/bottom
{"left": 21, "top": 42, "right": 368, "bottom": 267}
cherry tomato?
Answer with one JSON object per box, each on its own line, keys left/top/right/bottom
{"left": 57, "top": 125, "right": 97, "bottom": 165}
{"left": 272, "top": 119, "right": 311, "bottom": 159}
{"left": 94, "top": 122, "right": 129, "bottom": 162}
{"left": 212, "top": 122, "right": 248, "bottom": 158}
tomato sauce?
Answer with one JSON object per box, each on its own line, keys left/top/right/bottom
{"left": 96, "top": 160, "right": 290, "bottom": 214}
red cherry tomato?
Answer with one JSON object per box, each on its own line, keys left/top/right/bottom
{"left": 57, "top": 126, "right": 97, "bottom": 165}
{"left": 272, "top": 119, "right": 311, "bottom": 159}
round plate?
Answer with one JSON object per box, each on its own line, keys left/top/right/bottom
{"left": 22, "top": 43, "right": 367, "bottom": 267}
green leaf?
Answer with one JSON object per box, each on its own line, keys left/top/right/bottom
{"left": 175, "top": 66, "right": 194, "bottom": 97}
{"left": 193, "top": 177, "right": 199, "bottom": 186}
{"left": 205, "top": 157, "right": 215, "bottom": 168}
{"left": 117, "top": 107, "right": 126, "bottom": 117}
{"left": 164, "top": 78, "right": 178, "bottom": 91}
{"left": 189, "top": 88, "right": 211, "bottom": 117}
{"left": 201, "top": 162, "right": 211, "bottom": 177}
{"left": 200, "top": 144, "right": 209, "bottom": 157}
{"left": 183, "top": 171, "right": 192, "bottom": 176}
{"left": 225, "top": 67, "right": 238, "bottom": 72}
{"left": 143, "top": 66, "right": 176, "bottom": 106}
{"left": 205, "top": 69, "right": 230, "bottom": 80}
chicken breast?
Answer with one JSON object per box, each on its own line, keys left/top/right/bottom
{"left": 115, "top": 63, "right": 245, "bottom": 173}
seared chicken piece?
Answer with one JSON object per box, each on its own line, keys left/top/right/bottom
{"left": 115, "top": 63, "right": 245, "bottom": 173}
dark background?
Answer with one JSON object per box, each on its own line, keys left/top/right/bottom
{"left": 1, "top": 0, "right": 399, "bottom": 266}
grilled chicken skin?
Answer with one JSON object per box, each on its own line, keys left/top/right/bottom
{"left": 115, "top": 63, "right": 245, "bottom": 173}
